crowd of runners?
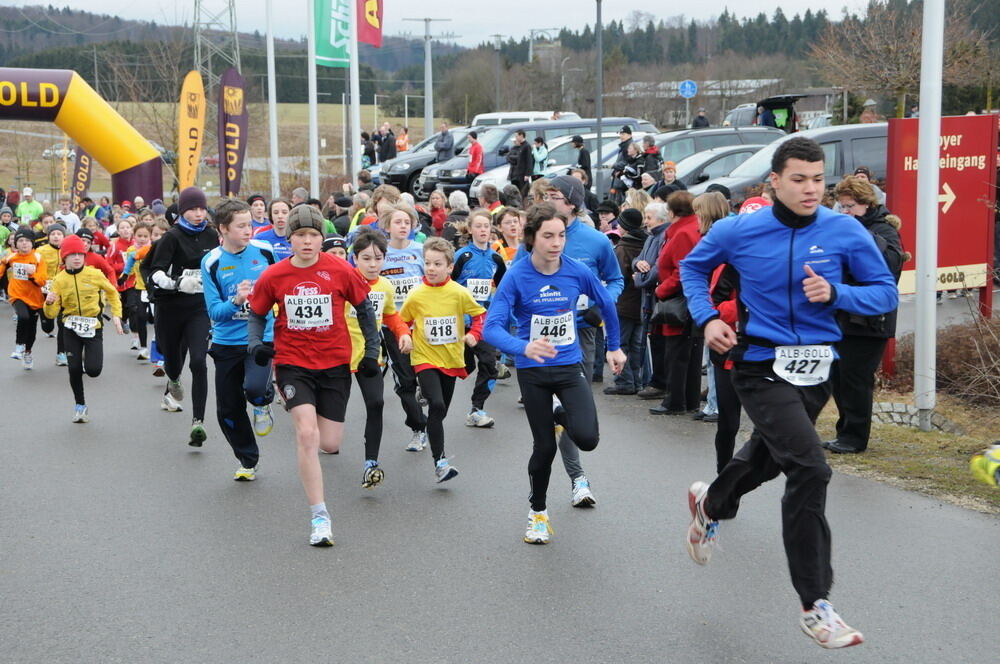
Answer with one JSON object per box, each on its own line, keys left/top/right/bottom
{"left": 0, "top": 135, "right": 901, "bottom": 650}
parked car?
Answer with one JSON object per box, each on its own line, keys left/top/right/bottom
{"left": 687, "top": 122, "right": 889, "bottom": 205}
{"left": 673, "top": 144, "right": 764, "bottom": 187}
{"left": 472, "top": 111, "right": 581, "bottom": 126}
{"left": 42, "top": 143, "right": 76, "bottom": 161}
{"left": 722, "top": 103, "right": 757, "bottom": 127}
{"left": 383, "top": 127, "right": 479, "bottom": 198}
{"left": 807, "top": 113, "right": 833, "bottom": 130}
{"left": 429, "top": 116, "right": 658, "bottom": 197}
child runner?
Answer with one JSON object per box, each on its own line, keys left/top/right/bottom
{"left": 1, "top": 228, "right": 47, "bottom": 368}
{"left": 322, "top": 235, "right": 348, "bottom": 259}
{"left": 202, "top": 199, "right": 277, "bottom": 482}
{"left": 247, "top": 205, "right": 381, "bottom": 546}
{"left": 347, "top": 227, "right": 413, "bottom": 488}
{"left": 451, "top": 209, "right": 507, "bottom": 427}
{"left": 247, "top": 194, "right": 270, "bottom": 230}
{"left": 44, "top": 234, "right": 124, "bottom": 422}
{"left": 378, "top": 203, "right": 429, "bottom": 452}
{"left": 492, "top": 207, "right": 523, "bottom": 267}
{"left": 108, "top": 217, "right": 138, "bottom": 349}
{"left": 122, "top": 222, "right": 154, "bottom": 360}
{"left": 253, "top": 198, "right": 292, "bottom": 260}
{"left": 399, "top": 237, "right": 487, "bottom": 483}
{"left": 38, "top": 223, "right": 68, "bottom": 366}
{"left": 484, "top": 203, "right": 624, "bottom": 544}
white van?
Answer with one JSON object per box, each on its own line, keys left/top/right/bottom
{"left": 471, "top": 111, "right": 581, "bottom": 126}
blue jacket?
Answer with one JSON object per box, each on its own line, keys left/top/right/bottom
{"left": 452, "top": 242, "right": 507, "bottom": 305}
{"left": 253, "top": 228, "right": 291, "bottom": 261}
{"left": 515, "top": 217, "right": 624, "bottom": 328}
{"left": 484, "top": 255, "right": 621, "bottom": 370}
{"left": 681, "top": 203, "right": 898, "bottom": 362}
{"left": 202, "top": 240, "right": 276, "bottom": 345}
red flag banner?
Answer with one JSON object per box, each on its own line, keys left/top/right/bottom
{"left": 357, "top": 0, "right": 383, "bottom": 48}
{"left": 69, "top": 147, "right": 92, "bottom": 210}
{"left": 217, "top": 67, "right": 249, "bottom": 197}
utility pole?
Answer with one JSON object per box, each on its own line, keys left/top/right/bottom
{"left": 491, "top": 34, "right": 504, "bottom": 112}
{"left": 402, "top": 18, "right": 455, "bottom": 140}
{"left": 595, "top": 1, "right": 604, "bottom": 197}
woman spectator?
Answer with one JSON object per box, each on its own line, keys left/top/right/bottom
{"left": 604, "top": 208, "right": 648, "bottom": 396}
{"left": 620, "top": 142, "right": 644, "bottom": 190}
{"left": 531, "top": 137, "right": 549, "bottom": 181}
{"left": 623, "top": 188, "right": 652, "bottom": 216}
{"left": 652, "top": 161, "right": 686, "bottom": 198}
{"left": 640, "top": 134, "right": 663, "bottom": 174}
{"left": 427, "top": 190, "right": 449, "bottom": 235}
{"left": 442, "top": 190, "right": 470, "bottom": 248}
{"left": 651, "top": 190, "right": 702, "bottom": 415}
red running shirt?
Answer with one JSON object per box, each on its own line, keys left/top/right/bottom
{"left": 249, "top": 252, "right": 370, "bottom": 370}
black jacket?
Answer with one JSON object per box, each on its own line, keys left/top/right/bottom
{"left": 837, "top": 205, "right": 904, "bottom": 338}
{"left": 507, "top": 142, "right": 531, "bottom": 181}
{"left": 378, "top": 131, "right": 397, "bottom": 162}
{"left": 692, "top": 115, "right": 710, "bottom": 129}
{"left": 574, "top": 147, "right": 593, "bottom": 187}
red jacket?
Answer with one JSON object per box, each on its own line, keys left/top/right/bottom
{"left": 654, "top": 214, "right": 701, "bottom": 335}
{"left": 108, "top": 236, "right": 135, "bottom": 290}
{"left": 468, "top": 141, "right": 484, "bottom": 176}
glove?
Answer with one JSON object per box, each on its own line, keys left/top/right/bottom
{"left": 358, "top": 356, "right": 379, "bottom": 378}
{"left": 250, "top": 344, "right": 275, "bottom": 366}
{"left": 582, "top": 305, "right": 604, "bottom": 328}
{"left": 177, "top": 275, "right": 202, "bottom": 294}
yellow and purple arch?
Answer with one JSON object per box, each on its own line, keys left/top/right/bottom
{"left": 0, "top": 67, "right": 162, "bottom": 203}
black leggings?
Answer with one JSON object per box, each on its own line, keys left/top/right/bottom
{"left": 416, "top": 368, "right": 456, "bottom": 462}
{"left": 40, "top": 313, "right": 66, "bottom": 353}
{"left": 518, "top": 364, "right": 599, "bottom": 512}
{"left": 711, "top": 356, "right": 742, "bottom": 474}
{"left": 354, "top": 370, "right": 385, "bottom": 462}
{"left": 154, "top": 297, "right": 210, "bottom": 421}
{"left": 124, "top": 289, "right": 148, "bottom": 347}
{"left": 13, "top": 300, "right": 40, "bottom": 351}
{"left": 382, "top": 326, "right": 426, "bottom": 432}
{"left": 64, "top": 327, "right": 104, "bottom": 405}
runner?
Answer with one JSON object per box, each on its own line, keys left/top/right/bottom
{"left": 322, "top": 235, "right": 348, "bottom": 259}
{"left": 107, "top": 217, "right": 138, "bottom": 350}
{"left": 121, "top": 222, "right": 154, "bottom": 360}
{"left": 247, "top": 204, "right": 381, "bottom": 546}
{"left": 147, "top": 186, "right": 217, "bottom": 446}
{"left": 680, "top": 137, "right": 898, "bottom": 649}
{"left": 484, "top": 202, "right": 625, "bottom": 544}
{"left": 247, "top": 194, "right": 270, "bottom": 230}
{"left": 378, "top": 203, "right": 428, "bottom": 452}
{"left": 254, "top": 198, "right": 292, "bottom": 260}
{"left": 0, "top": 227, "right": 47, "bottom": 368}
{"left": 399, "top": 237, "right": 487, "bottom": 483}
{"left": 202, "top": 199, "right": 277, "bottom": 482}
{"left": 38, "top": 224, "right": 68, "bottom": 366}
{"left": 347, "top": 226, "right": 412, "bottom": 488}
{"left": 451, "top": 209, "right": 507, "bottom": 428}
{"left": 43, "top": 234, "right": 123, "bottom": 422}
{"left": 492, "top": 207, "right": 523, "bottom": 266}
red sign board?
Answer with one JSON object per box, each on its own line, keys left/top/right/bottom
{"left": 886, "top": 115, "right": 997, "bottom": 306}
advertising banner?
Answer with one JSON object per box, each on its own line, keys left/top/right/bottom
{"left": 69, "top": 147, "right": 92, "bottom": 210}
{"left": 177, "top": 70, "right": 205, "bottom": 190}
{"left": 217, "top": 67, "right": 249, "bottom": 197}
{"left": 315, "top": 0, "right": 351, "bottom": 68}
{"left": 357, "top": 0, "right": 383, "bottom": 48}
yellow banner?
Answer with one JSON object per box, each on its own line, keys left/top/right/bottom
{"left": 897, "top": 264, "right": 989, "bottom": 295}
{"left": 177, "top": 70, "right": 205, "bottom": 190}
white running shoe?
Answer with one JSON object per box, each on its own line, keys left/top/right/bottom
{"left": 234, "top": 466, "right": 256, "bottom": 481}
{"left": 22, "top": 352, "right": 33, "bottom": 371}
{"left": 524, "top": 510, "right": 553, "bottom": 544}
{"left": 167, "top": 379, "right": 184, "bottom": 401}
{"left": 72, "top": 404, "right": 89, "bottom": 423}
{"left": 800, "top": 600, "right": 864, "bottom": 649}
{"left": 161, "top": 393, "right": 183, "bottom": 412}
{"left": 252, "top": 405, "right": 274, "bottom": 436}
{"left": 571, "top": 475, "right": 596, "bottom": 507}
{"left": 55, "top": 352, "right": 68, "bottom": 366}
{"left": 405, "top": 430, "right": 427, "bottom": 452}
{"left": 310, "top": 517, "right": 334, "bottom": 546}
{"left": 10, "top": 344, "right": 24, "bottom": 360}
{"left": 130, "top": 336, "right": 140, "bottom": 350}
{"left": 136, "top": 347, "right": 150, "bottom": 361}
{"left": 465, "top": 408, "right": 495, "bottom": 428}
{"left": 686, "top": 481, "right": 719, "bottom": 565}
{"left": 496, "top": 363, "right": 511, "bottom": 380}
{"left": 434, "top": 457, "right": 459, "bottom": 483}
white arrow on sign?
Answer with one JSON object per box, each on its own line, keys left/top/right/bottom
{"left": 938, "top": 182, "right": 956, "bottom": 214}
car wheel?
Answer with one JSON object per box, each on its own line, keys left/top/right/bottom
{"left": 407, "top": 172, "right": 423, "bottom": 199}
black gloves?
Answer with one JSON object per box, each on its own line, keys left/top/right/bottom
{"left": 358, "top": 356, "right": 379, "bottom": 377}
{"left": 251, "top": 344, "right": 275, "bottom": 366}
{"left": 582, "top": 305, "right": 604, "bottom": 328}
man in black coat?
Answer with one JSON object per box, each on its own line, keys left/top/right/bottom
{"left": 507, "top": 130, "right": 531, "bottom": 195}
{"left": 378, "top": 123, "right": 397, "bottom": 163}
{"left": 571, "top": 135, "right": 592, "bottom": 186}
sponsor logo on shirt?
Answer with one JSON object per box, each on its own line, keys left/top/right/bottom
{"left": 294, "top": 282, "right": 321, "bottom": 296}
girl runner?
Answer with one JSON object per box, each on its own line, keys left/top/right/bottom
{"left": 122, "top": 222, "right": 154, "bottom": 359}
{"left": 0, "top": 228, "right": 48, "bottom": 369}
{"left": 253, "top": 198, "right": 292, "bottom": 260}
{"left": 247, "top": 194, "right": 270, "bottom": 230}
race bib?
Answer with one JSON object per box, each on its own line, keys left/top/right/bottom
{"left": 424, "top": 315, "right": 458, "bottom": 345}
{"left": 391, "top": 276, "right": 421, "bottom": 306}
{"left": 349, "top": 290, "right": 386, "bottom": 320}
{"left": 232, "top": 302, "right": 250, "bottom": 320}
{"left": 530, "top": 311, "right": 576, "bottom": 346}
{"left": 180, "top": 268, "right": 204, "bottom": 294}
{"left": 466, "top": 278, "right": 492, "bottom": 302}
{"left": 576, "top": 293, "right": 589, "bottom": 311}
{"left": 42, "top": 279, "right": 53, "bottom": 295}
{"left": 11, "top": 263, "right": 32, "bottom": 281}
{"left": 773, "top": 345, "right": 833, "bottom": 386}
{"left": 284, "top": 294, "right": 333, "bottom": 330}
{"left": 64, "top": 315, "right": 98, "bottom": 338}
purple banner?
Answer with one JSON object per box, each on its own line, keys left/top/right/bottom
{"left": 70, "top": 147, "right": 92, "bottom": 210}
{"left": 217, "top": 67, "right": 249, "bottom": 197}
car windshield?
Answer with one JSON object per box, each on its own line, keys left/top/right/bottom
{"left": 728, "top": 136, "right": 790, "bottom": 177}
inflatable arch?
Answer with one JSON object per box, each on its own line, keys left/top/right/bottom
{"left": 0, "top": 67, "right": 162, "bottom": 204}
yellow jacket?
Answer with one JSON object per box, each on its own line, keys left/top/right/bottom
{"left": 43, "top": 266, "right": 122, "bottom": 327}
{"left": 38, "top": 244, "right": 61, "bottom": 282}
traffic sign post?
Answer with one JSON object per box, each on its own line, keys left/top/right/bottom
{"left": 679, "top": 79, "right": 697, "bottom": 127}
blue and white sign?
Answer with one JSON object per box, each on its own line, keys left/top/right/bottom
{"left": 679, "top": 80, "right": 698, "bottom": 99}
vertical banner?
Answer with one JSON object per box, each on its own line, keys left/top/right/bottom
{"left": 177, "top": 70, "right": 205, "bottom": 190}
{"left": 218, "top": 67, "right": 249, "bottom": 197}
{"left": 69, "top": 147, "right": 92, "bottom": 210}
{"left": 357, "top": 0, "right": 383, "bottom": 47}
{"left": 315, "top": 0, "right": 351, "bottom": 67}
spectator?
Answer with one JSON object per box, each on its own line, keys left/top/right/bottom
{"left": 433, "top": 123, "right": 454, "bottom": 163}
{"left": 757, "top": 105, "right": 777, "bottom": 128}
{"left": 652, "top": 161, "right": 687, "bottom": 198}
{"left": 467, "top": 131, "right": 485, "bottom": 182}
{"left": 604, "top": 207, "right": 648, "bottom": 396}
{"left": 291, "top": 187, "right": 308, "bottom": 206}
{"left": 631, "top": 200, "right": 671, "bottom": 400}
{"left": 357, "top": 170, "right": 375, "bottom": 192}
{"left": 499, "top": 184, "right": 523, "bottom": 210}
{"left": 571, "top": 135, "right": 592, "bottom": 186}
{"left": 396, "top": 126, "right": 410, "bottom": 153}
{"left": 569, "top": 168, "right": 600, "bottom": 216}
{"left": 427, "top": 189, "right": 449, "bottom": 235}
{"left": 640, "top": 135, "right": 663, "bottom": 174}
{"left": 361, "top": 131, "right": 377, "bottom": 168}
{"left": 442, "top": 190, "right": 469, "bottom": 248}
{"left": 507, "top": 130, "right": 532, "bottom": 195}
{"left": 692, "top": 108, "right": 710, "bottom": 129}
{"left": 15, "top": 187, "right": 43, "bottom": 224}
{"left": 531, "top": 137, "right": 549, "bottom": 181}
{"left": 378, "top": 123, "right": 397, "bottom": 163}
{"left": 595, "top": 201, "right": 620, "bottom": 233}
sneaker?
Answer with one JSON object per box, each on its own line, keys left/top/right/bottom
{"left": 524, "top": 510, "right": 553, "bottom": 544}
{"left": 405, "top": 430, "right": 427, "bottom": 452}
{"left": 800, "top": 599, "right": 864, "bottom": 649}
{"left": 22, "top": 352, "right": 33, "bottom": 371}
{"left": 189, "top": 420, "right": 207, "bottom": 447}
{"left": 496, "top": 363, "right": 511, "bottom": 380}
{"left": 686, "top": 481, "right": 719, "bottom": 565}
{"left": 571, "top": 475, "right": 596, "bottom": 507}
{"left": 130, "top": 336, "right": 140, "bottom": 350}
{"left": 362, "top": 460, "right": 385, "bottom": 489}
{"left": 234, "top": 466, "right": 256, "bottom": 481}
{"left": 161, "top": 393, "right": 183, "bottom": 412}
{"left": 434, "top": 457, "right": 459, "bottom": 483}
{"left": 46, "top": 331, "right": 56, "bottom": 339}
{"left": 465, "top": 408, "right": 495, "bottom": 428}
{"left": 152, "top": 362, "right": 166, "bottom": 377}
{"left": 167, "top": 379, "right": 184, "bottom": 401}
{"left": 10, "top": 344, "right": 24, "bottom": 360}
{"left": 252, "top": 405, "right": 274, "bottom": 436}
{"left": 136, "top": 347, "right": 149, "bottom": 361}
{"left": 309, "top": 517, "right": 334, "bottom": 547}
{"left": 72, "top": 404, "right": 89, "bottom": 423}
{"left": 55, "top": 352, "right": 68, "bottom": 366}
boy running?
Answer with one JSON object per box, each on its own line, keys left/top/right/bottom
{"left": 38, "top": 224, "right": 68, "bottom": 365}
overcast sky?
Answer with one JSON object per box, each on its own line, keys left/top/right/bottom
{"left": 14, "top": 1, "right": 867, "bottom": 47}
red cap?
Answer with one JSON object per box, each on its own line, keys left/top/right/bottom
{"left": 121, "top": 200, "right": 132, "bottom": 209}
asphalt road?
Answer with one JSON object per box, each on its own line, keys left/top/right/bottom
{"left": 1, "top": 309, "right": 996, "bottom": 663}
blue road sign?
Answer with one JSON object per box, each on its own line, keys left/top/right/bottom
{"left": 679, "top": 80, "right": 698, "bottom": 99}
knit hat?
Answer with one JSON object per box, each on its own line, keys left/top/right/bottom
{"left": 121, "top": 200, "right": 132, "bottom": 210}
{"left": 286, "top": 204, "right": 326, "bottom": 235}
{"left": 0, "top": 205, "right": 12, "bottom": 217}
{"left": 246, "top": 194, "right": 266, "bottom": 206}
{"left": 177, "top": 186, "right": 208, "bottom": 215}
{"left": 47, "top": 223, "right": 67, "bottom": 237}
{"left": 322, "top": 235, "right": 347, "bottom": 252}
{"left": 76, "top": 228, "right": 95, "bottom": 242}
{"left": 620, "top": 125, "right": 633, "bottom": 135}
{"left": 547, "top": 175, "right": 585, "bottom": 212}
{"left": 334, "top": 196, "right": 353, "bottom": 208}
{"left": 618, "top": 208, "right": 643, "bottom": 233}
{"left": 60, "top": 233, "right": 88, "bottom": 259}
{"left": 662, "top": 161, "right": 677, "bottom": 170}
{"left": 706, "top": 183, "right": 732, "bottom": 201}
{"left": 13, "top": 227, "right": 35, "bottom": 245}
{"left": 595, "top": 200, "right": 620, "bottom": 216}
{"left": 151, "top": 198, "right": 167, "bottom": 215}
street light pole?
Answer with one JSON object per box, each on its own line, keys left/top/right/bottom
{"left": 595, "top": 0, "right": 604, "bottom": 198}
{"left": 492, "top": 34, "right": 504, "bottom": 111}
{"left": 403, "top": 17, "right": 452, "bottom": 140}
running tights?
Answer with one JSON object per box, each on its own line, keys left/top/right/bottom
{"left": 64, "top": 328, "right": 104, "bottom": 405}
{"left": 416, "top": 368, "right": 456, "bottom": 462}
{"left": 354, "top": 370, "right": 385, "bottom": 461}
{"left": 154, "top": 298, "right": 210, "bottom": 421}
{"left": 12, "top": 300, "right": 39, "bottom": 352}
